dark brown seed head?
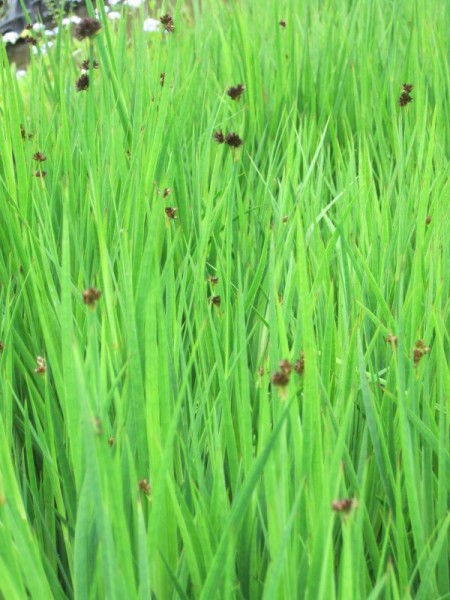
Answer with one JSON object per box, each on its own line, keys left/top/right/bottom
{"left": 138, "top": 479, "right": 152, "bottom": 495}
{"left": 34, "top": 356, "right": 46, "bottom": 374}
{"left": 163, "top": 187, "right": 171, "bottom": 198}
{"left": 210, "top": 295, "right": 221, "bottom": 307}
{"left": 108, "top": 436, "right": 115, "bottom": 447}
{"left": 272, "top": 371, "right": 289, "bottom": 387}
{"left": 294, "top": 352, "right": 305, "bottom": 376}
{"left": 0, "top": 341, "right": 4, "bottom": 353}
{"left": 83, "top": 287, "right": 102, "bottom": 306}
{"left": 76, "top": 74, "right": 89, "bottom": 92}
{"left": 33, "top": 170, "right": 47, "bottom": 178}
{"left": 214, "top": 130, "right": 225, "bottom": 144}
{"left": 402, "top": 83, "right": 413, "bottom": 93}
{"left": 208, "top": 275, "right": 219, "bottom": 286}
{"left": 74, "top": 17, "right": 102, "bottom": 41}
{"left": 399, "top": 91, "right": 413, "bottom": 107}
{"left": 165, "top": 207, "right": 177, "bottom": 219}
{"left": 160, "top": 14, "right": 174, "bottom": 32}
{"left": 226, "top": 83, "right": 245, "bottom": 101}
{"left": 24, "top": 35, "right": 37, "bottom": 46}
{"left": 413, "top": 339, "right": 430, "bottom": 367}
{"left": 160, "top": 72, "right": 165, "bottom": 87}
{"left": 32, "top": 152, "right": 46, "bottom": 162}
{"left": 81, "top": 59, "right": 99, "bottom": 70}
{"left": 20, "top": 124, "right": 26, "bottom": 140}
{"left": 331, "top": 498, "right": 357, "bottom": 513}
{"left": 425, "top": 215, "right": 431, "bottom": 225}
{"left": 224, "top": 132, "right": 243, "bottom": 148}
{"left": 279, "top": 19, "right": 286, "bottom": 28}
{"left": 279, "top": 359, "right": 292, "bottom": 375}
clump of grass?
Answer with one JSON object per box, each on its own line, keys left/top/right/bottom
{"left": 0, "top": 0, "right": 449, "bottom": 598}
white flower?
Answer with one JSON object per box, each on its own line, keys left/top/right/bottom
{"left": 3, "top": 31, "right": 19, "bottom": 45}
{"left": 108, "top": 0, "right": 122, "bottom": 5}
{"left": 108, "top": 11, "right": 121, "bottom": 20}
{"left": 125, "top": 0, "right": 143, "bottom": 8}
{"left": 143, "top": 18, "right": 160, "bottom": 32}
{"left": 16, "top": 69, "right": 27, "bottom": 79}
{"left": 32, "top": 23, "right": 46, "bottom": 32}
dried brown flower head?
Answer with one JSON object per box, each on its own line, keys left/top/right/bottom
{"left": 83, "top": 287, "right": 102, "bottom": 306}
{"left": 386, "top": 333, "right": 398, "bottom": 345}
{"left": 331, "top": 498, "right": 357, "bottom": 513}
{"left": 160, "top": 14, "right": 174, "bottom": 32}
{"left": 32, "top": 152, "right": 46, "bottom": 162}
{"left": 279, "top": 19, "right": 286, "bottom": 28}
{"left": 214, "top": 130, "right": 225, "bottom": 144}
{"left": 226, "top": 83, "right": 245, "bottom": 101}
{"left": 160, "top": 72, "right": 166, "bottom": 87}
{"left": 138, "top": 479, "right": 152, "bottom": 495}
{"left": 210, "top": 295, "right": 221, "bottom": 307}
{"left": 279, "top": 359, "right": 292, "bottom": 376}
{"left": 225, "top": 132, "right": 243, "bottom": 148}
{"left": 163, "top": 187, "right": 171, "bottom": 198}
{"left": 108, "top": 436, "right": 115, "bottom": 447}
{"left": 399, "top": 92, "right": 413, "bottom": 107}
{"left": 76, "top": 74, "right": 89, "bottom": 92}
{"left": 33, "top": 171, "right": 47, "bottom": 178}
{"left": 294, "top": 352, "right": 305, "bottom": 376}
{"left": 208, "top": 275, "right": 219, "bottom": 286}
{"left": 34, "top": 356, "right": 46, "bottom": 374}
{"left": 74, "top": 17, "right": 102, "bottom": 41}
{"left": 413, "top": 339, "right": 430, "bottom": 367}
{"left": 425, "top": 215, "right": 431, "bottom": 225}
{"left": 402, "top": 83, "right": 413, "bottom": 93}
{"left": 165, "top": 207, "right": 177, "bottom": 219}
{"left": 81, "top": 59, "right": 99, "bottom": 70}
{"left": 24, "top": 35, "right": 37, "bottom": 46}
{"left": 272, "top": 371, "right": 289, "bottom": 387}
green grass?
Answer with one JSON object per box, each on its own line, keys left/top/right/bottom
{"left": 0, "top": 0, "right": 449, "bottom": 597}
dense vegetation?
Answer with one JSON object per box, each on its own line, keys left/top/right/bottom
{"left": 0, "top": 0, "right": 449, "bottom": 597}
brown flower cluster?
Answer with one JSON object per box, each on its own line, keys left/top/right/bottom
{"left": 81, "top": 59, "right": 99, "bottom": 70}
{"left": 83, "top": 287, "right": 102, "bottom": 307}
{"left": 413, "top": 339, "right": 430, "bottom": 367}
{"left": 74, "top": 17, "right": 102, "bottom": 41}
{"left": 226, "top": 84, "right": 245, "bottom": 101}
{"left": 331, "top": 498, "right": 357, "bottom": 513}
{"left": 399, "top": 83, "right": 413, "bottom": 107}
{"left": 165, "top": 207, "right": 177, "bottom": 220}
{"left": 33, "top": 152, "right": 46, "bottom": 162}
{"left": 385, "top": 332, "right": 398, "bottom": 345}
{"left": 160, "top": 14, "right": 174, "bottom": 33}
{"left": 271, "top": 352, "right": 305, "bottom": 389}
{"left": 214, "top": 130, "right": 243, "bottom": 148}
{"left": 34, "top": 356, "right": 46, "bottom": 374}
{"left": 210, "top": 295, "right": 221, "bottom": 307}
{"left": 20, "top": 124, "right": 33, "bottom": 140}
{"left": 76, "top": 74, "right": 89, "bottom": 92}
{"left": 138, "top": 479, "right": 152, "bottom": 495}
